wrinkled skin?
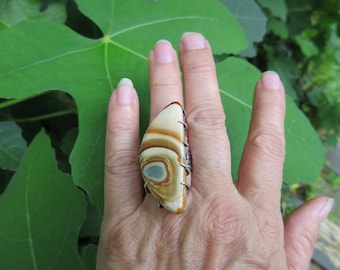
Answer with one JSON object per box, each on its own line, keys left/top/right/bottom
{"left": 96, "top": 33, "right": 332, "bottom": 270}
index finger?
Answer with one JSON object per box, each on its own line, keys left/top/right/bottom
{"left": 104, "top": 79, "right": 143, "bottom": 220}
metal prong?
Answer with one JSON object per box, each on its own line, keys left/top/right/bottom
{"left": 144, "top": 181, "right": 150, "bottom": 193}
{"left": 185, "top": 151, "right": 192, "bottom": 162}
{"left": 177, "top": 120, "right": 188, "bottom": 131}
{"left": 181, "top": 181, "right": 191, "bottom": 192}
{"left": 183, "top": 134, "right": 189, "bottom": 147}
{"left": 179, "top": 162, "right": 192, "bottom": 176}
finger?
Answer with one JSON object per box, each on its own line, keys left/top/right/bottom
{"left": 104, "top": 78, "right": 142, "bottom": 220}
{"left": 284, "top": 197, "right": 334, "bottom": 269}
{"left": 149, "top": 40, "right": 183, "bottom": 120}
{"left": 236, "top": 71, "right": 286, "bottom": 211}
{"left": 180, "top": 32, "right": 233, "bottom": 196}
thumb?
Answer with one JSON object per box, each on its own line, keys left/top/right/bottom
{"left": 284, "top": 197, "right": 334, "bottom": 270}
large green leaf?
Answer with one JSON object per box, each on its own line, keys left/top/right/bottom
{"left": 217, "top": 57, "right": 325, "bottom": 183}
{"left": 221, "top": 0, "right": 267, "bottom": 57}
{"left": 0, "top": 130, "right": 86, "bottom": 269}
{"left": 0, "top": 121, "right": 26, "bottom": 170}
{"left": 0, "top": 0, "right": 247, "bottom": 214}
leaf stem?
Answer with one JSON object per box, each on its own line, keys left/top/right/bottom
{"left": 5, "top": 109, "right": 77, "bottom": 123}
{"left": 0, "top": 93, "right": 42, "bottom": 109}
{"left": 103, "top": 36, "right": 114, "bottom": 90}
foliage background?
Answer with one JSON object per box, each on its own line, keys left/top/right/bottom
{"left": 0, "top": 0, "right": 338, "bottom": 269}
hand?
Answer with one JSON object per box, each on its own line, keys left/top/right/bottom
{"left": 96, "top": 32, "right": 333, "bottom": 269}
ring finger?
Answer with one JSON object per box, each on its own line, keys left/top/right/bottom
{"left": 144, "top": 39, "right": 184, "bottom": 212}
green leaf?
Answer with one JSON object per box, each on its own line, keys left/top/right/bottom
{"left": 256, "top": 0, "right": 287, "bottom": 21}
{"left": 78, "top": 0, "right": 247, "bottom": 53}
{"left": 285, "top": 0, "right": 312, "bottom": 36}
{"left": 0, "top": 169, "right": 14, "bottom": 195}
{"left": 221, "top": 0, "right": 267, "bottom": 57}
{"left": 0, "top": 121, "right": 26, "bottom": 170}
{"left": 267, "top": 17, "right": 288, "bottom": 39}
{"left": 218, "top": 58, "right": 254, "bottom": 178}
{"left": 294, "top": 35, "right": 319, "bottom": 57}
{"left": 284, "top": 98, "right": 326, "bottom": 183}
{"left": 0, "top": 0, "right": 247, "bottom": 214}
{"left": 0, "top": 130, "right": 86, "bottom": 269}
{"left": 79, "top": 197, "right": 101, "bottom": 238}
{"left": 0, "top": 0, "right": 66, "bottom": 26}
{"left": 0, "top": 20, "right": 8, "bottom": 30}
{"left": 61, "top": 127, "right": 79, "bottom": 157}
{"left": 81, "top": 244, "right": 98, "bottom": 270}
{"left": 217, "top": 58, "right": 325, "bottom": 184}
{"left": 329, "top": 175, "right": 340, "bottom": 186}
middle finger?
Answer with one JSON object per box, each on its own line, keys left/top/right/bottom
{"left": 180, "top": 33, "right": 233, "bottom": 196}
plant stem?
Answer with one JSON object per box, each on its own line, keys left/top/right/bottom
{"left": 0, "top": 94, "right": 42, "bottom": 109}
{"left": 6, "top": 109, "right": 77, "bottom": 123}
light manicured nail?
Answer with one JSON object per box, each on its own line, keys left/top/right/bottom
{"left": 181, "top": 32, "right": 206, "bottom": 50}
{"left": 152, "top": 39, "right": 174, "bottom": 63}
{"left": 116, "top": 78, "right": 134, "bottom": 105}
{"left": 118, "top": 78, "right": 133, "bottom": 87}
{"left": 261, "top": 71, "right": 282, "bottom": 90}
{"left": 319, "top": 198, "right": 334, "bottom": 222}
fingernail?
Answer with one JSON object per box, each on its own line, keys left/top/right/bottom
{"left": 116, "top": 78, "right": 134, "bottom": 105}
{"left": 260, "top": 71, "right": 282, "bottom": 90}
{"left": 319, "top": 198, "right": 334, "bottom": 222}
{"left": 152, "top": 40, "right": 174, "bottom": 63}
{"left": 181, "top": 32, "right": 206, "bottom": 50}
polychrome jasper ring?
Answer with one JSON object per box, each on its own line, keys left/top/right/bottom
{"left": 138, "top": 102, "right": 191, "bottom": 214}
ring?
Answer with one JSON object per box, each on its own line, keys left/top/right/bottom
{"left": 138, "top": 102, "right": 191, "bottom": 214}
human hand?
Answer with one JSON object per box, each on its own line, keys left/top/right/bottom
{"left": 96, "top": 32, "right": 333, "bottom": 269}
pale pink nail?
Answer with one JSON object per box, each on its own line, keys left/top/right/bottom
{"left": 319, "top": 198, "right": 334, "bottom": 222}
{"left": 152, "top": 40, "right": 174, "bottom": 63}
{"left": 261, "top": 71, "right": 282, "bottom": 90}
{"left": 181, "top": 32, "right": 206, "bottom": 50}
{"left": 116, "top": 78, "right": 134, "bottom": 105}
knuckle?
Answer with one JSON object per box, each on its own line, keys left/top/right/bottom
{"left": 105, "top": 148, "right": 138, "bottom": 176}
{"left": 151, "top": 80, "right": 178, "bottom": 91}
{"left": 255, "top": 212, "right": 283, "bottom": 253}
{"left": 101, "top": 219, "right": 140, "bottom": 264}
{"left": 107, "top": 117, "right": 136, "bottom": 136}
{"left": 187, "top": 61, "right": 216, "bottom": 77}
{"left": 249, "top": 129, "right": 285, "bottom": 161}
{"left": 187, "top": 105, "right": 226, "bottom": 130}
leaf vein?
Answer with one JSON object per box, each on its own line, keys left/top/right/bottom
{"left": 0, "top": 43, "right": 101, "bottom": 77}
{"left": 108, "top": 39, "right": 148, "bottom": 61}
{"left": 26, "top": 155, "right": 38, "bottom": 270}
{"left": 219, "top": 88, "right": 252, "bottom": 109}
{"left": 109, "top": 16, "right": 222, "bottom": 38}
{"left": 79, "top": 125, "right": 105, "bottom": 179}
